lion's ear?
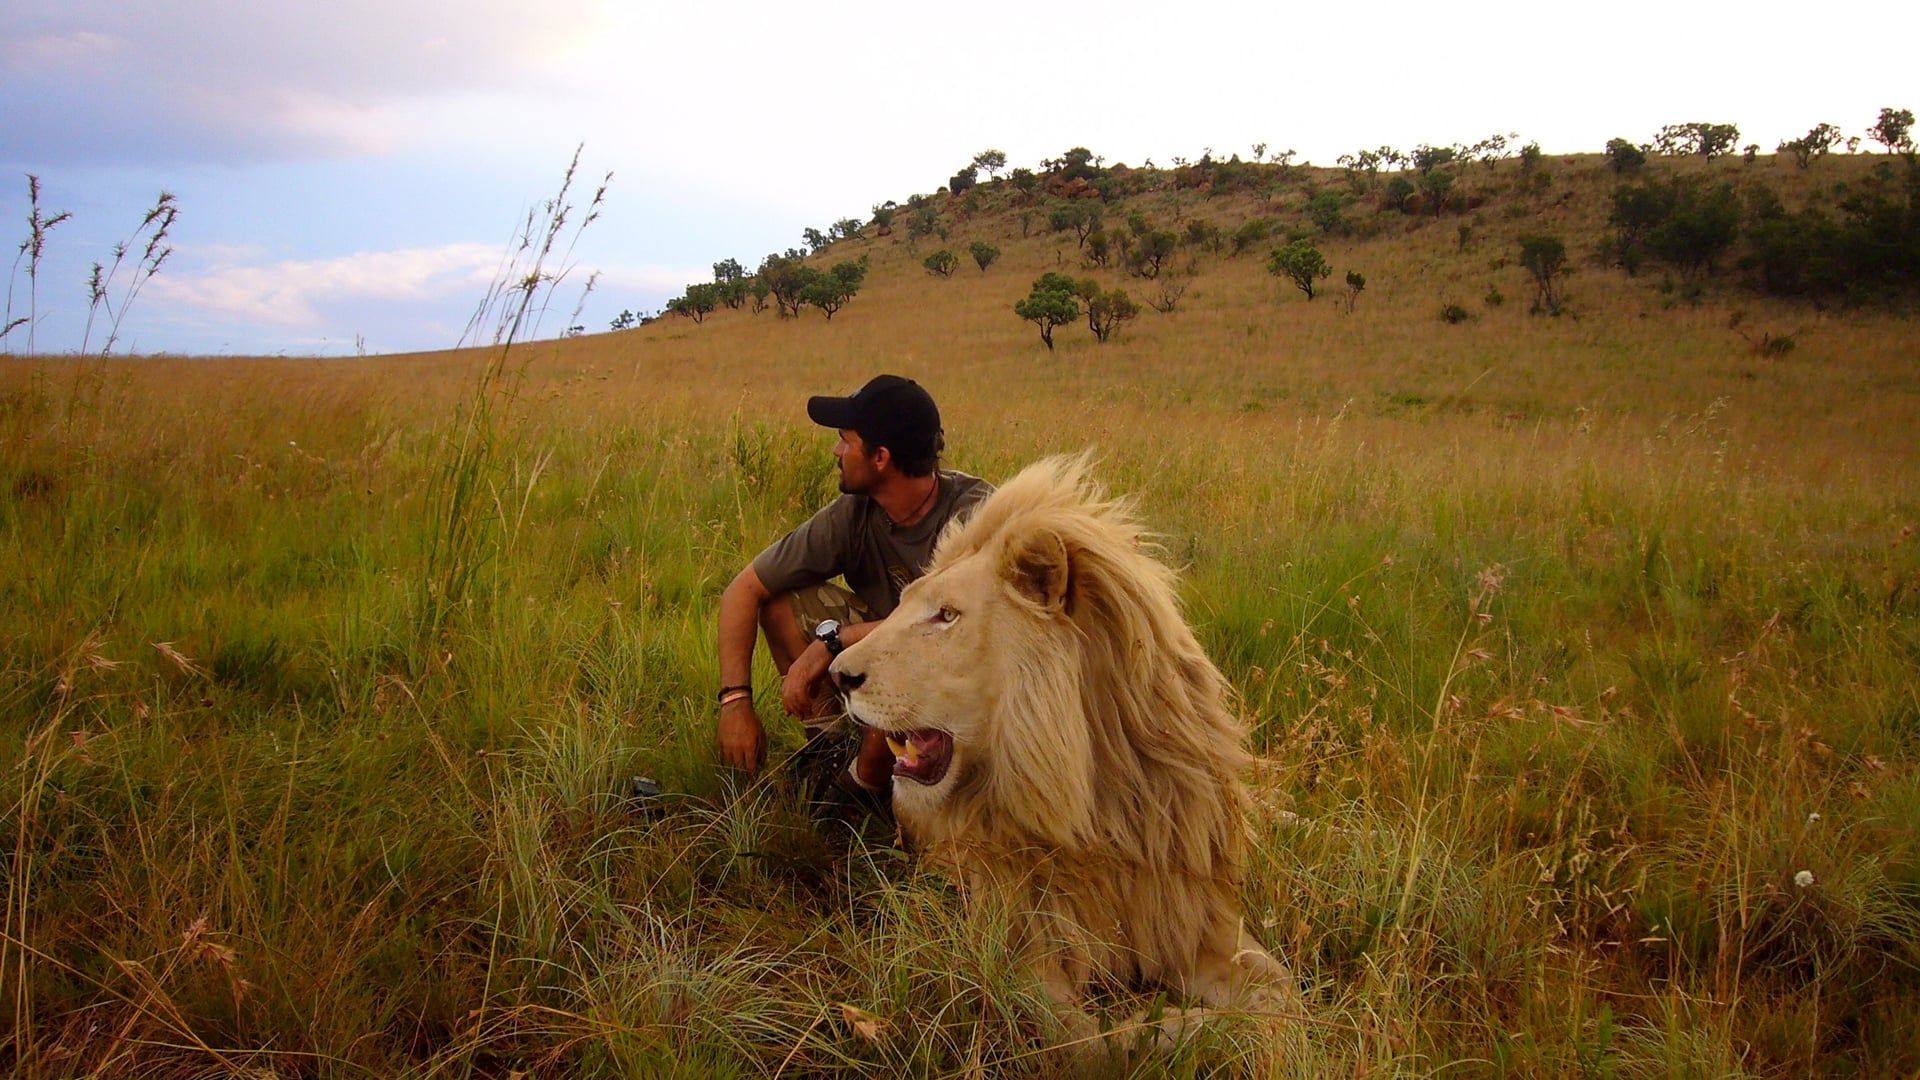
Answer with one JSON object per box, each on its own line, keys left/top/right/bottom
{"left": 1005, "top": 529, "right": 1071, "bottom": 612}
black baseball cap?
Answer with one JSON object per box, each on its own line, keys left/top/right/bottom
{"left": 807, "top": 375, "right": 942, "bottom": 463}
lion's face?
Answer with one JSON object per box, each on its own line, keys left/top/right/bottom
{"left": 830, "top": 526, "right": 1086, "bottom": 832}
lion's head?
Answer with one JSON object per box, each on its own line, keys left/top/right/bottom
{"left": 829, "top": 457, "right": 1269, "bottom": 1001}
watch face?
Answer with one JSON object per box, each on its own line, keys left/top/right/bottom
{"left": 814, "top": 619, "right": 840, "bottom": 640}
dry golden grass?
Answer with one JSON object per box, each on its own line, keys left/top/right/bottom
{"left": 2, "top": 150, "right": 1917, "bottom": 1076}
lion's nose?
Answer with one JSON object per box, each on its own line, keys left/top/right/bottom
{"left": 832, "top": 667, "right": 866, "bottom": 693}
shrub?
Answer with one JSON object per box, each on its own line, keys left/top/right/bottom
{"left": 1231, "top": 218, "right": 1272, "bottom": 255}
{"left": 1184, "top": 219, "right": 1223, "bottom": 252}
{"left": 923, "top": 249, "right": 959, "bottom": 277}
{"left": 1519, "top": 142, "right": 1543, "bottom": 172}
{"left": 969, "top": 242, "right": 1000, "bottom": 272}
{"left": 1648, "top": 182, "right": 1739, "bottom": 279}
{"left": 1518, "top": 234, "right": 1567, "bottom": 313}
{"left": 802, "top": 226, "right": 829, "bottom": 253}
{"left": 1605, "top": 138, "right": 1647, "bottom": 173}
{"left": 949, "top": 165, "right": 979, "bottom": 196}
{"left": 1440, "top": 302, "right": 1471, "bottom": 323}
{"left": 1385, "top": 175, "right": 1417, "bottom": 212}
{"left": 869, "top": 203, "right": 895, "bottom": 235}
{"left": 1268, "top": 238, "right": 1331, "bottom": 299}
{"left": 1308, "top": 190, "right": 1349, "bottom": 234}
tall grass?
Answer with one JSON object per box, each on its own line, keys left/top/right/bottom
{"left": 1, "top": 150, "right": 1916, "bottom": 1075}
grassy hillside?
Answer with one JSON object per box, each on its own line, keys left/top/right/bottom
{"left": 2, "top": 149, "right": 1917, "bottom": 1076}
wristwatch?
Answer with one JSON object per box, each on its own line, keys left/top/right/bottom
{"left": 813, "top": 618, "right": 845, "bottom": 656}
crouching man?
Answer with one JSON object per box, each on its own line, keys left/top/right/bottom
{"left": 714, "top": 375, "right": 992, "bottom": 817}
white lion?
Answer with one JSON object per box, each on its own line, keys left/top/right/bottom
{"left": 829, "top": 456, "right": 1293, "bottom": 1038}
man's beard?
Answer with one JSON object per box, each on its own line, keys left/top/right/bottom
{"left": 838, "top": 462, "right": 874, "bottom": 496}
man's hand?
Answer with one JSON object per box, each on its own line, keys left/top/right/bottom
{"left": 782, "top": 639, "right": 835, "bottom": 720}
{"left": 716, "top": 700, "right": 767, "bottom": 774}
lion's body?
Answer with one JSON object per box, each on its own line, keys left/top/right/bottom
{"left": 832, "top": 457, "right": 1288, "bottom": 1017}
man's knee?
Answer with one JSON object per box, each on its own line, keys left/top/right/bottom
{"left": 759, "top": 591, "right": 809, "bottom": 671}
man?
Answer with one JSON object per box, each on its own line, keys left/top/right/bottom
{"left": 715, "top": 375, "right": 992, "bottom": 807}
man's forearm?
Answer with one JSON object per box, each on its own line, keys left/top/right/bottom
{"left": 839, "top": 616, "right": 885, "bottom": 647}
{"left": 717, "top": 569, "right": 767, "bottom": 689}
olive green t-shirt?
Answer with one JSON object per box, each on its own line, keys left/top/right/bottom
{"left": 752, "top": 470, "right": 993, "bottom": 619}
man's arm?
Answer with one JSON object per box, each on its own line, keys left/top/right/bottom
{"left": 780, "top": 616, "right": 884, "bottom": 717}
{"left": 716, "top": 564, "right": 772, "bottom": 773}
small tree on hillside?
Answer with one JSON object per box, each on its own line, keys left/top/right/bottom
{"left": 869, "top": 203, "right": 896, "bottom": 236}
{"left": 969, "top": 241, "right": 1000, "bottom": 272}
{"left": 668, "top": 282, "right": 719, "bottom": 323}
{"left": 949, "top": 164, "right": 980, "bottom": 196}
{"left": 1085, "top": 287, "right": 1140, "bottom": 342}
{"left": 1268, "top": 238, "right": 1330, "bottom": 300}
{"left": 1518, "top": 234, "right": 1566, "bottom": 314}
{"left": 972, "top": 149, "right": 1008, "bottom": 180}
{"left": 1647, "top": 182, "right": 1739, "bottom": 279}
{"left": 747, "top": 277, "right": 770, "bottom": 315}
{"left": 923, "top": 249, "right": 958, "bottom": 277}
{"left": 1128, "top": 230, "right": 1179, "bottom": 278}
{"left": 759, "top": 254, "right": 808, "bottom": 317}
{"left": 1418, "top": 168, "right": 1456, "bottom": 215}
{"left": 1308, "top": 190, "right": 1348, "bottom": 234}
{"left": 1779, "top": 123, "right": 1843, "bottom": 169}
{"left": 1652, "top": 122, "right": 1740, "bottom": 159}
{"left": 800, "top": 260, "right": 866, "bottom": 320}
{"left": 1083, "top": 231, "right": 1111, "bottom": 268}
{"left": 1013, "top": 274, "right": 1081, "bottom": 351}
{"left": 1231, "top": 218, "right": 1272, "bottom": 255}
{"left": 1605, "top": 138, "right": 1647, "bottom": 173}
{"left": 1342, "top": 270, "right": 1366, "bottom": 314}
{"left": 830, "top": 217, "right": 864, "bottom": 241}
{"left": 1871, "top": 107, "right": 1915, "bottom": 153}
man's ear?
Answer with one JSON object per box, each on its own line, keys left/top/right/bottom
{"left": 1004, "top": 529, "right": 1070, "bottom": 612}
{"left": 870, "top": 443, "right": 892, "bottom": 475}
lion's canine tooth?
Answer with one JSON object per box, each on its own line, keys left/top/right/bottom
{"left": 886, "top": 735, "right": 907, "bottom": 759}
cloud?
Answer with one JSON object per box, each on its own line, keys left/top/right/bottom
{"left": 145, "top": 242, "right": 503, "bottom": 327}
{"left": 0, "top": 0, "right": 604, "bottom": 165}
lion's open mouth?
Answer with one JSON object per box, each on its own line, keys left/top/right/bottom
{"left": 883, "top": 729, "right": 954, "bottom": 786}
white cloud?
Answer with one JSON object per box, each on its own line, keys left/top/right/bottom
{"left": 145, "top": 242, "right": 502, "bottom": 327}
{"left": 1, "top": 0, "right": 604, "bottom": 164}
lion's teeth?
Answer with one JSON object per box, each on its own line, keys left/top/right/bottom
{"left": 886, "top": 736, "right": 907, "bottom": 759}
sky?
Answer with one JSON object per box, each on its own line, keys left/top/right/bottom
{"left": 2, "top": 0, "right": 1915, "bottom": 356}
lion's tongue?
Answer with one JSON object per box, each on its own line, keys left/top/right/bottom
{"left": 886, "top": 729, "right": 952, "bottom": 785}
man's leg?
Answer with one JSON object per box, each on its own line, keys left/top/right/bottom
{"left": 758, "top": 592, "right": 812, "bottom": 676}
{"left": 771, "top": 584, "right": 892, "bottom": 815}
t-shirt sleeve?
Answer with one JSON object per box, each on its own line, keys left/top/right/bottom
{"left": 954, "top": 477, "right": 995, "bottom": 522}
{"left": 751, "top": 496, "right": 859, "bottom": 595}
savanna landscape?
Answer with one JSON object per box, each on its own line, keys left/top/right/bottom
{"left": 4, "top": 124, "right": 1919, "bottom": 1076}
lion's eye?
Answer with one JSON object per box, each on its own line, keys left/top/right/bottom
{"left": 933, "top": 604, "right": 959, "bottom": 624}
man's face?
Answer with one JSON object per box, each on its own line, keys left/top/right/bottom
{"left": 835, "top": 429, "right": 881, "bottom": 494}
